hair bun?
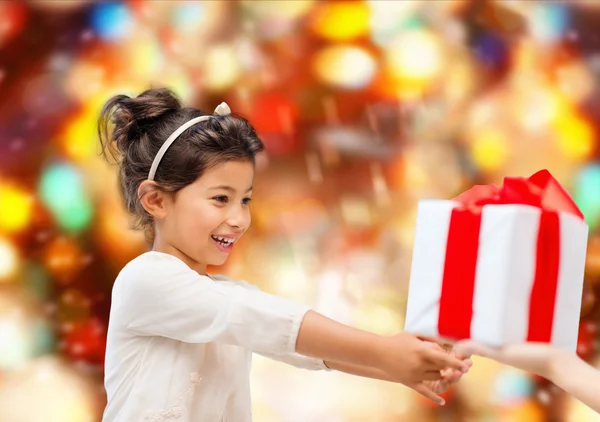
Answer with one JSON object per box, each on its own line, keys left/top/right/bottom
{"left": 125, "top": 88, "right": 181, "bottom": 124}
{"left": 98, "top": 88, "right": 182, "bottom": 158}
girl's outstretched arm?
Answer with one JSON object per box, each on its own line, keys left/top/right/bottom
{"left": 296, "top": 311, "right": 469, "bottom": 404}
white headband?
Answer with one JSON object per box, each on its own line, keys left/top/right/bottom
{"left": 147, "top": 102, "right": 232, "bottom": 181}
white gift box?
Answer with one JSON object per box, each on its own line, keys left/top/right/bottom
{"left": 404, "top": 200, "right": 589, "bottom": 352}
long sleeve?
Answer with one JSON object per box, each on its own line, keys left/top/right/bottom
{"left": 210, "top": 275, "right": 330, "bottom": 371}
{"left": 115, "top": 253, "right": 311, "bottom": 356}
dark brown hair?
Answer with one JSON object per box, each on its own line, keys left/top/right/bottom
{"left": 98, "top": 88, "right": 264, "bottom": 232}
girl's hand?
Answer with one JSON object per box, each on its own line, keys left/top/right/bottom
{"left": 380, "top": 333, "right": 469, "bottom": 404}
{"left": 455, "top": 340, "right": 568, "bottom": 379}
{"left": 422, "top": 347, "right": 473, "bottom": 398}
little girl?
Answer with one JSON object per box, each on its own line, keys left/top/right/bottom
{"left": 98, "top": 88, "right": 471, "bottom": 422}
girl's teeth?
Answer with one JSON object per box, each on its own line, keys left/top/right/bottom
{"left": 213, "top": 236, "right": 233, "bottom": 246}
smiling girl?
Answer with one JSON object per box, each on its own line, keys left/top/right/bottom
{"left": 98, "top": 88, "right": 470, "bottom": 422}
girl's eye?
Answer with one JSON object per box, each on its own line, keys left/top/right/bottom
{"left": 213, "top": 196, "right": 229, "bottom": 203}
{"left": 242, "top": 197, "right": 252, "bottom": 205}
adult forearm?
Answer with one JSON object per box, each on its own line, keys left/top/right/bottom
{"left": 550, "top": 354, "right": 600, "bottom": 414}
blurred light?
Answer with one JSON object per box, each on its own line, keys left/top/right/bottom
{"left": 0, "top": 356, "right": 98, "bottom": 422}
{"left": 474, "top": 32, "right": 509, "bottom": 68}
{"left": 512, "top": 39, "right": 538, "bottom": 77}
{"left": 581, "top": 281, "right": 596, "bottom": 317}
{"left": 90, "top": 2, "right": 133, "bottom": 41}
{"left": 515, "top": 85, "right": 566, "bottom": 132}
{"left": 64, "top": 87, "right": 144, "bottom": 161}
{"left": 0, "top": 183, "right": 34, "bottom": 234}
{"left": 371, "top": 162, "right": 391, "bottom": 206}
{"left": 28, "top": 0, "right": 89, "bottom": 12}
{"left": 313, "top": 45, "right": 376, "bottom": 90}
{"left": 493, "top": 369, "right": 534, "bottom": 406}
{"left": 496, "top": 0, "right": 533, "bottom": 15}
{"left": 256, "top": 198, "right": 328, "bottom": 236}
{"left": 271, "top": 260, "right": 312, "bottom": 302}
{"left": 577, "top": 320, "right": 597, "bottom": 360}
{"left": 59, "top": 289, "right": 91, "bottom": 323}
{"left": 402, "top": 159, "right": 430, "bottom": 196}
{"left": 397, "top": 140, "right": 463, "bottom": 201}
{"left": 586, "top": 237, "right": 600, "bottom": 277}
{"left": 248, "top": 93, "right": 299, "bottom": 153}
{"left": 340, "top": 197, "right": 373, "bottom": 227}
{"left": 0, "top": 237, "right": 19, "bottom": 280}
{"left": 42, "top": 237, "right": 84, "bottom": 283}
{"left": 314, "top": 269, "right": 355, "bottom": 325}
{"left": 39, "top": 164, "right": 93, "bottom": 233}
{"left": 553, "top": 112, "right": 594, "bottom": 161}
{"left": 443, "top": 59, "right": 475, "bottom": 104}
{"left": 22, "top": 73, "right": 70, "bottom": 117}
{"left": 61, "top": 104, "right": 101, "bottom": 162}
{"left": 354, "top": 302, "right": 404, "bottom": 336}
{"left": 456, "top": 356, "right": 505, "bottom": 411}
{"left": 499, "top": 400, "right": 545, "bottom": 422}
{"left": 236, "top": 38, "right": 264, "bottom": 73}
{"left": 153, "top": 2, "right": 229, "bottom": 61}
{"left": 0, "top": 289, "right": 50, "bottom": 370}
{"left": 63, "top": 317, "right": 107, "bottom": 364}
{"left": 385, "top": 29, "right": 444, "bottom": 97}
{"left": 574, "top": 0, "right": 600, "bottom": 7}
{"left": 202, "top": 44, "right": 243, "bottom": 91}
{"left": 241, "top": 0, "right": 315, "bottom": 20}
{"left": 23, "top": 263, "right": 52, "bottom": 301}
{"left": 557, "top": 61, "right": 596, "bottom": 103}
{"left": 390, "top": 207, "right": 419, "bottom": 248}
{"left": 433, "top": 0, "right": 469, "bottom": 14}
{"left": 123, "top": 32, "right": 163, "bottom": 81}
{"left": 529, "top": 2, "right": 570, "bottom": 43}
{"left": 128, "top": 0, "right": 168, "bottom": 23}
{"left": 0, "top": 1, "right": 28, "bottom": 48}
{"left": 469, "top": 128, "right": 509, "bottom": 171}
{"left": 386, "top": 29, "right": 443, "bottom": 79}
{"left": 0, "top": 315, "right": 31, "bottom": 369}
{"left": 368, "top": 0, "right": 421, "bottom": 46}
{"left": 31, "top": 319, "right": 55, "bottom": 356}
{"left": 240, "top": 1, "right": 315, "bottom": 39}
{"left": 170, "top": 1, "right": 205, "bottom": 29}
{"left": 96, "top": 195, "right": 145, "bottom": 267}
{"left": 574, "top": 164, "right": 600, "bottom": 230}
{"left": 64, "top": 60, "right": 106, "bottom": 103}
{"left": 311, "top": 1, "right": 370, "bottom": 41}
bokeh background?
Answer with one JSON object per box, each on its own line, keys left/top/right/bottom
{"left": 1, "top": 0, "right": 600, "bottom": 421}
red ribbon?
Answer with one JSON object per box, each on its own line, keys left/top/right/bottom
{"left": 438, "top": 170, "right": 584, "bottom": 341}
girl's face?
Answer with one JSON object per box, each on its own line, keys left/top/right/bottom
{"left": 155, "top": 159, "right": 254, "bottom": 273}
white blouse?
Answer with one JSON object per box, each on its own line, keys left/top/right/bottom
{"left": 102, "top": 251, "right": 328, "bottom": 422}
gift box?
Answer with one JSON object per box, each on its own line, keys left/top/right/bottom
{"left": 404, "top": 170, "right": 589, "bottom": 352}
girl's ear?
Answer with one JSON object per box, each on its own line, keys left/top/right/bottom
{"left": 138, "top": 180, "right": 168, "bottom": 220}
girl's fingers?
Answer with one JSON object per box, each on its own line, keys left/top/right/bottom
{"left": 414, "top": 384, "right": 445, "bottom": 406}
{"left": 422, "top": 370, "right": 443, "bottom": 381}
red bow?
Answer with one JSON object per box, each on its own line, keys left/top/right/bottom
{"left": 453, "top": 169, "right": 584, "bottom": 219}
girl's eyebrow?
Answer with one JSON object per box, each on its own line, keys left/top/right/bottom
{"left": 208, "top": 185, "right": 253, "bottom": 193}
